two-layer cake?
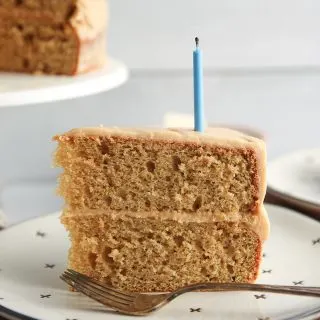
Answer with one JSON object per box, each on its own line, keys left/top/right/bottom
{"left": 54, "top": 127, "right": 269, "bottom": 292}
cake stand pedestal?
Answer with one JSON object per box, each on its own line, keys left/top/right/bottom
{"left": 0, "top": 57, "right": 129, "bottom": 228}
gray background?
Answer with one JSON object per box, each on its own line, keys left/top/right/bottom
{"left": 0, "top": 0, "right": 319, "bottom": 223}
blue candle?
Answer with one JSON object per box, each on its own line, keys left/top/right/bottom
{"left": 193, "top": 37, "right": 205, "bottom": 132}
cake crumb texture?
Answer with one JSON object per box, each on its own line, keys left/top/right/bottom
{"left": 0, "top": 18, "right": 79, "bottom": 75}
{"left": 63, "top": 214, "right": 261, "bottom": 292}
{"left": 55, "top": 135, "right": 261, "bottom": 215}
{"left": 0, "top": 0, "right": 77, "bottom": 21}
{"left": 54, "top": 127, "right": 268, "bottom": 292}
{"left": 0, "top": 0, "right": 107, "bottom": 75}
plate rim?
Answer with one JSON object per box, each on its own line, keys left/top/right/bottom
{"left": 268, "top": 149, "right": 320, "bottom": 206}
{"left": 0, "top": 304, "right": 40, "bottom": 320}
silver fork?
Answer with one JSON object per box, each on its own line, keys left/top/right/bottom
{"left": 61, "top": 269, "right": 320, "bottom": 316}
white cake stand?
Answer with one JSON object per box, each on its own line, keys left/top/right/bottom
{"left": 0, "top": 57, "right": 129, "bottom": 107}
{"left": 0, "top": 57, "right": 128, "bottom": 228}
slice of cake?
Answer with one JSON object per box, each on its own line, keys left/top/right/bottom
{"left": 54, "top": 127, "right": 269, "bottom": 292}
{"left": 0, "top": 0, "right": 107, "bottom": 75}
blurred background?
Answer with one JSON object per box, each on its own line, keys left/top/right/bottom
{"left": 0, "top": 0, "right": 320, "bottom": 223}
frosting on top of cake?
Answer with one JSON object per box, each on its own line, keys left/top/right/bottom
{"left": 58, "top": 126, "right": 265, "bottom": 149}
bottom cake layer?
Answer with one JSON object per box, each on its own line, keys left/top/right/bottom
{"left": 62, "top": 213, "right": 262, "bottom": 292}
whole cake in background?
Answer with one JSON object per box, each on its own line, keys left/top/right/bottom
{"left": 0, "top": 0, "right": 107, "bottom": 75}
{"left": 54, "top": 127, "right": 269, "bottom": 292}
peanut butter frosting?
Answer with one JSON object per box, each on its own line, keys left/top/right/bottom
{"left": 60, "top": 126, "right": 264, "bottom": 148}
{"left": 63, "top": 206, "right": 270, "bottom": 241}
{"left": 70, "top": 0, "right": 108, "bottom": 41}
{"left": 76, "top": 31, "right": 106, "bottom": 73}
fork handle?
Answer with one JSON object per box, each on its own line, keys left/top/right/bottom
{"left": 173, "top": 283, "right": 320, "bottom": 298}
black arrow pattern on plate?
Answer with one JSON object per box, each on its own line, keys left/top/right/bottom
{"left": 190, "top": 308, "right": 201, "bottom": 312}
{"left": 312, "top": 238, "right": 320, "bottom": 245}
{"left": 36, "top": 231, "right": 46, "bottom": 238}
{"left": 262, "top": 269, "right": 272, "bottom": 274}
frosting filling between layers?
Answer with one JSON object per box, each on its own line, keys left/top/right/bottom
{"left": 62, "top": 206, "right": 270, "bottom": 241}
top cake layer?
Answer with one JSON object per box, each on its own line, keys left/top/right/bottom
{"left": 54, "top": 127, "right": 266, "bottom": 216}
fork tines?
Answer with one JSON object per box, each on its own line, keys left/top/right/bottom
{"left": 60, "top": 269, "right": 135, "bottom": 309}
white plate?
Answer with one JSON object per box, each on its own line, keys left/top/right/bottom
{"left": 0, "top": 204, "right": 319, "bottom": 320}
{"left": 0, "top": 58, "right": 129, "bottom": 108}
{"left": 268, "top": 149, "right": 320, "bottom": 206}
